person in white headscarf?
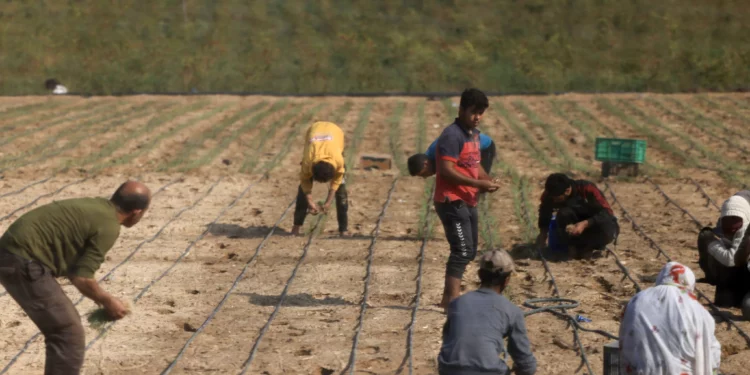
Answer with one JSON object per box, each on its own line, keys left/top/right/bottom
{"left": 619, "top": 262, "right": 721, "bottom": 375}
{"left": 697, "top": 190, "right": 750, "bottom": 319}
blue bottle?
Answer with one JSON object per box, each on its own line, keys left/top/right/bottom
{"left": 548, "top": 211, "right": 566, "bottom": 253}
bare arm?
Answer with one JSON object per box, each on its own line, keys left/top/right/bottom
{"left": 478, "top": 165, "right": 491, "bottom": 181}
{"left": 70, "top": 276, "right": 129, "bottom": 319}
{"left": 438, "top": 159, "right": 484, "bottom": 188}
{"left": 69, "top": 276, "right": 112, "bottom": 305}
{"left": 322, "top": 187, "right": 336, "bottom": 210}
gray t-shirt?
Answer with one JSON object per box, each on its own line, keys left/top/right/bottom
{"left": 438, "top": 288, "right": 537, "bottom": 375}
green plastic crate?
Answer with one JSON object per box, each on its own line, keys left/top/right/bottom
{"left": 595, "top": 137, "right": 647, "bottom": 163}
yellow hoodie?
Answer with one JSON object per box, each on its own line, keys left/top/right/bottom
{"left": 300, "top": 121, "right": 345, "bottom": 194}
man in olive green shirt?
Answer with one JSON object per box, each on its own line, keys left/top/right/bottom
{"left": 0, "top": 180, "right": 151, "bottom": 375}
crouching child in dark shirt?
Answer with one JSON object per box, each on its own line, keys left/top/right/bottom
{"left": 438, "top": 250, "right": 537, "bottom": 375}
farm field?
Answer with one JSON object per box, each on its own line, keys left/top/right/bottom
{"left": 0, "top": 93, "right": 749, "bottom": 375}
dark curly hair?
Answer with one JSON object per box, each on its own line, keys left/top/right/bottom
{"left": 312, "top": 162, "right": 335, "bottom": 182}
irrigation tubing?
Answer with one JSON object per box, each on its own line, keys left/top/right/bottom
{"left": 0, "top": 101, "right": 165, "bottom": 175}
{"left": 689, "top": 178, "right": 721, "bottom": 211}
{"left": 0, "top": 177, "right": 184, "bottom": 374}
{"left": 84, "top": 176, "right": 257, "bottom": 352}
{"left": 0, "top": 177, "right": 88, "bottom": 222}
{"left": 518, "top": 182, "right": 595, "bottom": 375}
{"left": 605, "top": 182, "right": 750, "bottom": 348}
{"left": 644, "top": 177, "right": 705, "bottom": 229}
{"left": 239, "top": 214, "right": 326, "bottom": 374}
{"left": 395, "top": 183, "right": 435, "bottom": 375}
{"left": 603, "top": 247, "right": 643, "bottom": 293}
{"left": 0, "top": 176, "right": 53, "bottom": 199}
{"left": 522, "top": 298, "right": 619, "bottom": 341}
{"left": 160, "top": 197, "right": 296, "bottom": 374}
{"left": 342, "top": 178, "right": 399, "bottom": 375}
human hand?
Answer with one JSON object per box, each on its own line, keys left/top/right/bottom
{"left": 535, "top": 233, "right": 547, "bottom": 248}
{"left": 308, "top": 203, "right": 320, "bottom": 215}
{"left": 566, "top": 221, "right": 589, "bottom": 236}
{"left": 103, "top": 296, "right": 130, "bottom": 320}
{"left": 476, "top": 180, "right": 501, "bottom": 193}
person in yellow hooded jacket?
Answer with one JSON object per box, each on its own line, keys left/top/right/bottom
{"left": 291, "top": 121, "right": 350, "bottom": 237}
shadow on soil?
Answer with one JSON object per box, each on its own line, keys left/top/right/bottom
{"left": 207, "top": 223, "right": 291, "bottom": 238}
{"left": 237, "top": 293, "right": 444, "bottom": 314}
{"left": 241, "top": 292, "right": 354, "bottom": 307}
{"left": 510, "top": 243, "right": 540, "bottom": 260}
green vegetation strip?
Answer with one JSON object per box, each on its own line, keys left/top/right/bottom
{"left": 649, "top": 98, "right": 748, "bottom": 153}
{"left": 417, "top": 179, "right": 437, "bottom": 240}
{"left": 159, "top": 102, "right": 266, "bottom": 171}
{"left": 0, "top": 100, "right": 129, "bottom": 166}
{"left": 550, "top": 99, "right": 674, "bottom": 177}
{"left": 238, "top": 104, "right": 306, "bottom": 174}
{"left": 0, "top": 102, "right": 53, "bottom": 123}
{"left": 494, "top": 101, "right": 558, "bottom": 169}
{"left": 512, "top": 101, "right": 596, "bottom": 174}
{"left": 331, "top": 101, "right": 354, "bottom": 126}
{"left": 597, "top": 98, "right": 697, "bottom": 167}
{"left": 0, "top": 101, "right": 87, "bottom": 134}
{"left": 0, "top": 101, "right": 167, "bottom": 172}
{"left": 620, "top": 99, "right": 750, "bottom": 174}
{"left": 0, "top": 100, "right": 118, "bottom": 148}
{"left": 260, "top": 103, "right": 327, "bottom": 175}
{"left": 105, "top": 103, "right": 231, "bottom": 171}
{"left": 599, "top": 98, "right": 747, "bottom": 186}
{"left": 388, "top": 102, "right": 408, "bottom": 175}
{"left": 52, "top": 102, "right": 175, "bottom": 171}
{"left": 696, "top": 96, "right": 750, "bottom": 124}
{"left": 84, "top": 100, "right": 210, "bottom": 172}
{"left": 344, "top": 103, "right": 373, "bottom": 169}
{"left": 180, "top": 101, "right": 289, "bottom": 171}
{"left": 415, "top": 102, "right": 427, "bottom": 152}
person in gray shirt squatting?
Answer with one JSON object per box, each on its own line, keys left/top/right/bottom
{"left": 438, "top": 249, "right": 537, "bottom": 375}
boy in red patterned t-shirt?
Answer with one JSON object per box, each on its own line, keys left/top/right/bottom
{"left": 434, "top": 88, "right": 501, "bottom": 310}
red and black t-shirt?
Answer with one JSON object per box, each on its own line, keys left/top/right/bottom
{"left": 537, "top": 179, "right": 615, "bottom": 230}
{"left": 434, "top": 120, "right": 481, "bottom": 207}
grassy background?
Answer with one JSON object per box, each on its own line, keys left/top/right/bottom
{"left": 1, "top": 0, "right": 748, "bottom": 94}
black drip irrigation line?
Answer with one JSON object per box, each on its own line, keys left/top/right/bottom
{"left": 239, "top": 214, "right": 326, "bottom": 375}
{"left": 522, "top": 298, "right": 618, "bottom": 341}
{"left": 518, "top": 183, "right": 595, "bottom": 375}
{"left": 160, "top": 197, "right": 296, "bottom": 374}
{"left": 0, "top": 176, "right": 53, "bottom": 199}
{"left": 605, "top": 182, "right": 750, "bottom": 348}
{"left": 395, "top": 184, "right": 435, "bottom": 375}
{"left": 644, "top": 177, "right": 705, "bottom": 230}
{"left": 342, "top": 178, "right": 399, "bottom": 375}
{"left": 603, "top": 247, "right": 643, "bottom": 293}
{"left": 605, "top": 185, "right": 672, "bottom": 261}
{"left": 0, "top": 177, "right": 88, "bottom": 222}
{"left": 689, "top": 178, "right": 721, "bottom": 211}
{"left": 0, "top": 177, "right": 185, "bottom": 374}
{"left": 84, "top": 177, "right": 258, "bottom": 352}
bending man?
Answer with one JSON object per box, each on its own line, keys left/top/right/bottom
{"left": 291, "top": 121, "right": 349, "bottom": 237}
{"left": 0, "top": 181, "right": 151, "bottom": 375}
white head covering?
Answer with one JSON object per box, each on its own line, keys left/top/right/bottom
{"left": 721, "top": 195, "right": 750, "bottom": 232}
{"left": 619, "top": 262, "right": 721, "bottom": 375}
